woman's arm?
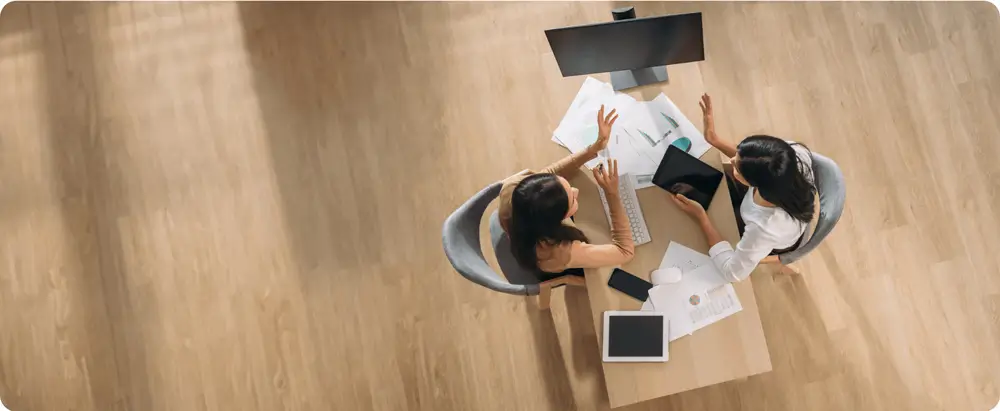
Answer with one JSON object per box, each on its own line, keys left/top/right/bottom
{"left": 539, "top": 149, "right": 599, "bottom": 178}
{"left": 700, "top": 94, "right": 737, "bottom": 158}
{"left": 670, "top": 193, "right": 768, "bottom": 282}
{"left": 671, "top": 194, "right": 725, "bottom": 255}
{"left": 694, "top": 213, "right": 725, "bottom": 254}
{"left": 541, "top": 105, "right": 619, "bottom": 177}
{"left": 565, "top": 189, "right": 635, "bottom": 268}
{"left": 565, "top": 159, "right": 635, "bottom": 268}
{"left": 706, "top": 224, "right": 775, "bottom": 282}
{"left": 707, "top": 134, "right": 738, "bottom": 159}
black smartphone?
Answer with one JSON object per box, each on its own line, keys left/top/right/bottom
{"left": 607, "top": 268, "right": 654, "bottom": 302}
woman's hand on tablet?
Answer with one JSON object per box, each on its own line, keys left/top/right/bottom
{"left": 670, "top": 193, "right": 707, "bottom": 221}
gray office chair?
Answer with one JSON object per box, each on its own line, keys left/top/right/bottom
{"left": 442, "top": 181, "right": 585, "bottom": 308}
{"left": 777, "top": 153, "right": 846, "bottom": 265}
{"left": 488, "top": 205, "right": 587, "bottom": 309}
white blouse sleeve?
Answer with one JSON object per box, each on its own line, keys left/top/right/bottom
{"left": 708, "top": 222, "right": 778, "bottom": 282}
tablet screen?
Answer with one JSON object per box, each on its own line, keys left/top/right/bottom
{"left": 607, "top": 315, "right": 665, "bottom": 357}
{"left": 652, "top": 145, "right": 723, "bottom": 210}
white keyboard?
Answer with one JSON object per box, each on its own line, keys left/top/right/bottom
{"left": 597, "top": 173, "right": 652, "bottom": 246}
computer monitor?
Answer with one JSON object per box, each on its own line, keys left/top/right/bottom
{"left": 544, "top": 10, "right": 705, "bottom": 91}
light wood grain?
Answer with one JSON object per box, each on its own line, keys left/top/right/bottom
{"left": 0, "top": 2, "right": 998, "bottom": 411}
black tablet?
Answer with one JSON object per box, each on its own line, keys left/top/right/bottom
{"left": 602, "top": 311, "right": 669, "bottom": 362}
{"left": 652, "top": 145, "right": 723, "bottom": 210}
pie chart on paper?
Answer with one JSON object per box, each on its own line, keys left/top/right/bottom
{"left": 671, "top": 137, "right": 692, "bottom": 152}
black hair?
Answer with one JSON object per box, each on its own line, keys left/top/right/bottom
{"left": 508, "top": 173, "right": 588, "bottom": 270}
{"left": 736, "top": 135, "right": 816, "bottom": 223}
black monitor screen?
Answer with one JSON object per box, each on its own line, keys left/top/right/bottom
{"left": 545, "top": 12, "right": 704, "bottom": 77}
{"left": 607, "top": 315, "right": 664, "bottom": 357}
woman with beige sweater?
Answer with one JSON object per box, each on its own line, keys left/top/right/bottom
{"left": 499, "top": 106, "right": 635, "bottom": 280}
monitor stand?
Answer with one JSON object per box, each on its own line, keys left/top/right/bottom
{"left": 608, "top": 7, "right": 669, "bottom": 91}
{"left": 610, "top": 66, "right": 669, "bottom": 91}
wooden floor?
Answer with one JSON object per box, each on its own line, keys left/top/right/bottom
{"left": 1, "top": 2, "right": 999, "bottom": 410}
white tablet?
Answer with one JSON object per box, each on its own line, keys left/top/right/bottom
{"left": 602, "top": 311, "right": 669, "bottom": 362}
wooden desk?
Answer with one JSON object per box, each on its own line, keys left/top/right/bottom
{"left": 569, "top": 150, "right": 772, "bottom": 408}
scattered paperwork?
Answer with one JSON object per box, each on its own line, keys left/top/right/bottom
{"left": 640, "top": 242, "right": 743, "bottom": 341}
{"left": 551, "top": 77, "right": 711, "bottom": 186}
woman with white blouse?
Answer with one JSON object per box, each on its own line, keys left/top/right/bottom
{"left": 671, "top": 94, "right": 817, "bottom": 282}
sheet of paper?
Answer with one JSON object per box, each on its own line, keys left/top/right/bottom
{"left": 551, "top": 78, "right": 644, "bottom": 174}
{"left": 647, "top": 284, "right": 693, "bottom": 341}
{"left": 678, "top": 260, "right": 729, "bottom": 294}
{"left": 556, "top": 124, "right": 604, "bottom": 169}
{"left": 688, "top": 283, "right": 743, "bottom": 331}
{"left": 648, "top": 93, "right": 712, "bottom": 159}
{"left": 658, "top": 241, "right": 711, "bottom": 273}
{"left": 557, "top": 87, "right": 638, "bottom": 136}
{"left": 606, "top": 128, "right": 665, "bottom": 176}
{"left": 550, "top": 78, "right": 712, "bottom": 180}
{"left": 551, "top": 134, "right": 566, "bottom": 148}
{"left": 621, "top": 101, "right": 676, "bottom": 149}
{"left": 646, "top": 262, "right": 741, "bottom": 342}
{"left": 553, "top": 77, "right": 616, "bottom": 141}
{"left": 675, "top": 264, "right": 742, "bottom": 332}
{"left": 634, "top": 174, "right": 655, "bottom": 190}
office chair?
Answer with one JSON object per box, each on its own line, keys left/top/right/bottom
{"left": 775, "top": 152, "right": 846, "bottom": 268}
{"left": 488, "top": 210, "right": 586, "bottom": 309}
{"left": 442, "top": 181, "right": 586, "bottom": 309}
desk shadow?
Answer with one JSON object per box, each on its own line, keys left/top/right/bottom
{"left": 19, "top": 3, "right": 152, "bottom": 410}
{"left": 524, "top": 295, "right": 579, "bottom": 410}
{"left": 564, "top": 286, "right": 610, "bottom": 408}
{"left": 524, "top": 285, "right": 610, "bottom": 411}
{"left": 527, "top": 286, "right": 608, "bottom": 410}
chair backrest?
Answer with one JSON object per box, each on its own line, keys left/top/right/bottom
{"left": 442, "top": 181, "right": 535, "bottom": 296}
{"left": 778, "top": 152, "right": 846, "bottom": 265}
{"left": 489, "top": 211, "right": 542, "bottom": 294}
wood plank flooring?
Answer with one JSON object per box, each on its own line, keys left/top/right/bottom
{"left": 0, "top": 2, "right": 998, "bottom": 410}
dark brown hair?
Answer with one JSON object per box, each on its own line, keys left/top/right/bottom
{"left": 508, "top": 173, "right": 588, "bottom": 270}
{"left": 737, "top": 135, "right": 816, "bottom": 223}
